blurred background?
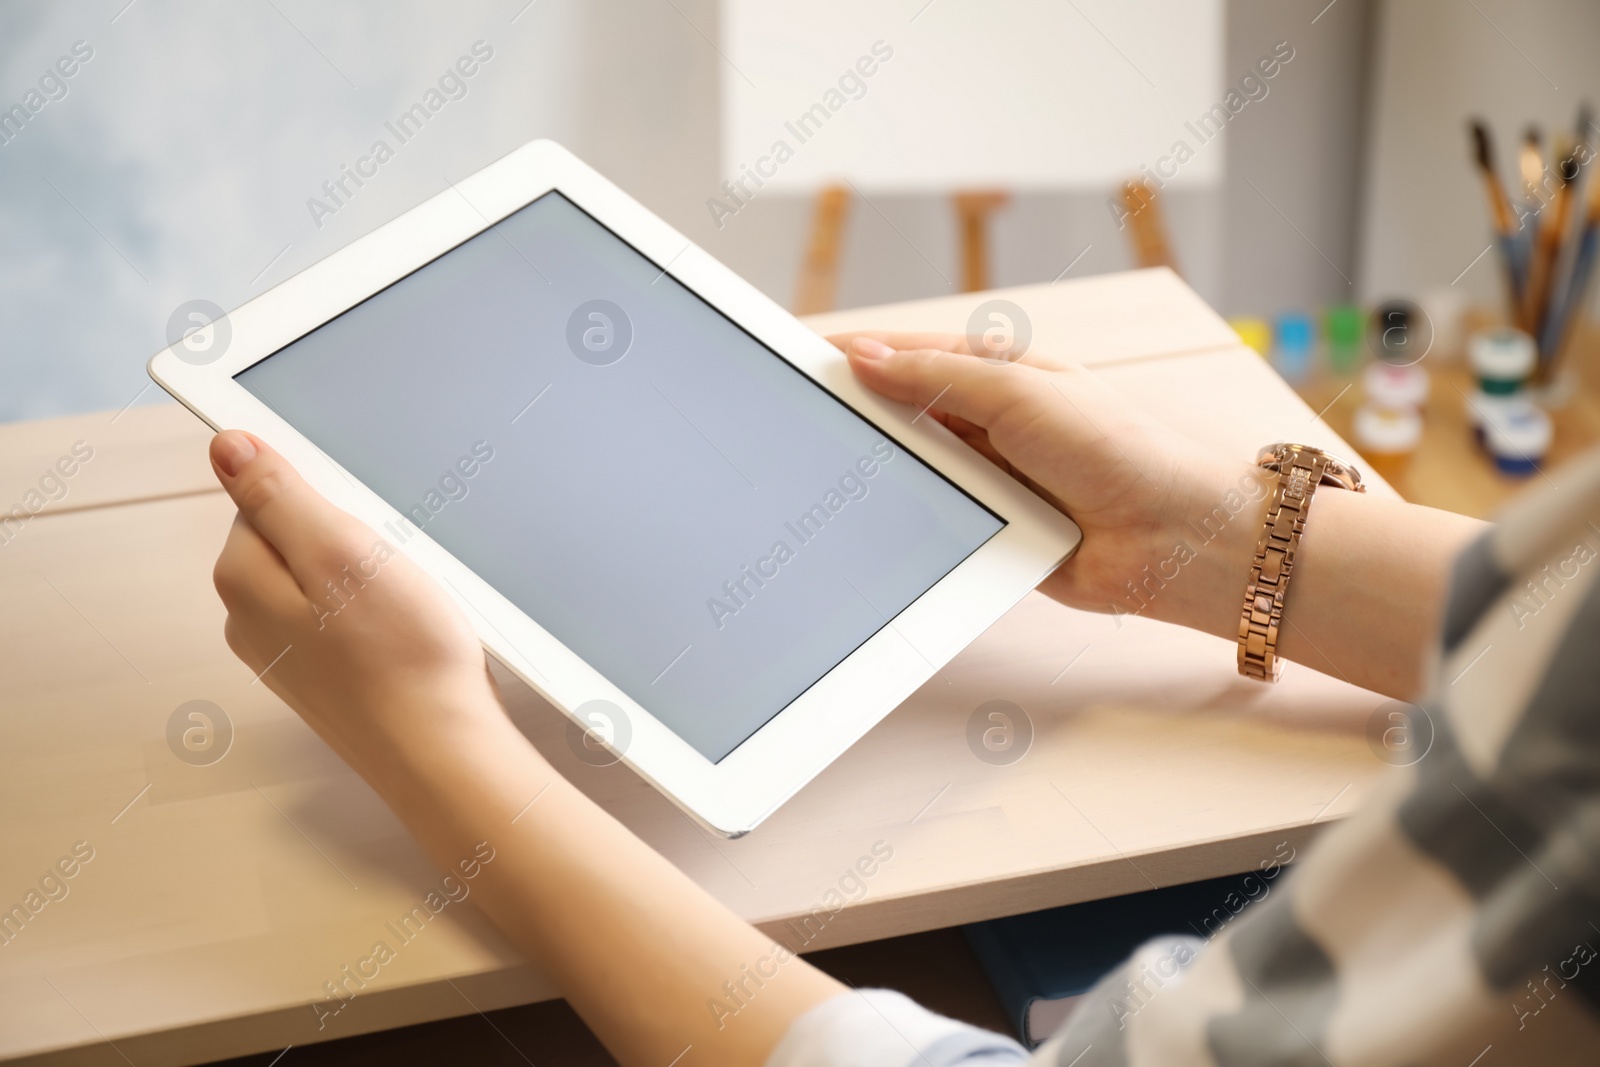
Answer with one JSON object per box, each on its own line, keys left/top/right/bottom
{"left": 4, "top": 0, "right": 1599, "bottom": 515}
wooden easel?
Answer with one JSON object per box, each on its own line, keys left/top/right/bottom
{"left": 1119, "top": 179, "right": 1178, "bottom": 273}
{"left": 791, "top": 184, "right": 1016, "bottom": 313}
{"left": 793, "top": 185, "right": 851, "bottom": 315}
{"left": 953, "top": 191, "right": 1011, "bottom": 292}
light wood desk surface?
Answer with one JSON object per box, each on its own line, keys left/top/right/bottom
{"left": 0, "top": 268, "right": 1397, "bottom": 1065}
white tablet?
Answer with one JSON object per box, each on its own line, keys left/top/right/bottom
{"left": 150, "top": 139, "right": 1080, "bottom": 836}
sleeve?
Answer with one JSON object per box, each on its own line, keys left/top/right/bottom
{"left": 765, "top": 989, "right": 1032, "bottom": 1067}
{"left": 1034, "top": 935, "right": 1208, "bottom": 1065}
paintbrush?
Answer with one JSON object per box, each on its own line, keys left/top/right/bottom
{"left": 1540, "top": 106, "right": 1600, "bottom": 367}
{"left": 1540, "top": 182, "right": 1599, "bottom": 366}
{"left": 1520, "top": 127, "right": 1545, "bottom": 205}
{"left": 1470, "top": 120, "right": 1527, "bottom": 329}
{"left": 1524, "top": 136, "right": 1583, "bottom": 344}
{"left": 1515, "top": 127, "right": 1544, "bottom": 270}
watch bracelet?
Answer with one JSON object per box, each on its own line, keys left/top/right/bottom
{"left": 1237, "top": 453, "right": 1329, "bottom": 681}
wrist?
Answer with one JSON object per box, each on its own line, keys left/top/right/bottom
{"left": 364, "top": 693, "right": 557, "bottom": 815}
{"left": 1139, "top": 459, "right": 1271, "bottom": 642}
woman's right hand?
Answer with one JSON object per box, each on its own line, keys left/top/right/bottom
{"left": 207, "top": 430, "right": 511, "bottom": 784}
{"left": 832, "top": 331, "right": 1262, "bottom": 632}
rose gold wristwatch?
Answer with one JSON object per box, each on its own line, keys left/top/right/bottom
{"left": 1238, "top": 442, "right": 1365, "bottom": 682}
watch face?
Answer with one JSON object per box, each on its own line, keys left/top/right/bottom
{"left": 1257, "top": 443, "right": 1364, "bottom": 490}
{"left": 1256, "top": 442, "right": 1293, "bottom": 468}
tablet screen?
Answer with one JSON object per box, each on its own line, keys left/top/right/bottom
{"left": 237, "top": 191, "right": 1003, "bottom": 762}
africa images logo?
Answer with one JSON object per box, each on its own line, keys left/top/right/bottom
{"left": 704, "top": 442, "right": 897, "bottom": 631}
{"left": 305, "top": 41, "right": 495, "bottom": 229}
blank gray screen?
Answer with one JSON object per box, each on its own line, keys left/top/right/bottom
{"left": 237, "top": 192, "right": 1002, "bottom": 761}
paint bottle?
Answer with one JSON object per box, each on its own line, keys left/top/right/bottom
{"left": 1367, "top": 300, "right": 1432, "bottom": 405}
{"left": 1484, "top": 401, "right": 1552, "bottom": 477}
{"left": 1352, "top": 320, "right": 1430, "bottom": 485}
{"left": 1353, "top": 405, "right": 1423, "bottom": 484}
{"left": 1353, "top": 362, "right": 1428, "bottom": 484}
{"left": 1362, "top": 359, "right": 1430, "bottom": 412}
{"left": 1370, "top": 300, "right": 1426, "bottom": 367}
{"left": 1465, "top": 328, "right": 1536, "bottom": 447}
{"left": 1467, "top": 328, "right": 1535, "bottom": 394}
{"left": 1230, "top": 316, "right": 1271, "bottom": 358}
{"left": 1273, "top": 312, "right": 1314, "bottom": 383}
{"left": 1324, "top": 304, "right": 1364, "bottom": 376}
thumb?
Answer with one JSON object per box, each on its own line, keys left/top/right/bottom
{"left": 843, "top": 335, "right": 1042, "bottom": 430}
{"left": 210, "top": 430, "right": 366, "bottom": 580}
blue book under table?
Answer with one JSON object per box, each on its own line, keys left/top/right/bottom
{"left": 964, "top": 867, "right": 1288, "bottom": 1047}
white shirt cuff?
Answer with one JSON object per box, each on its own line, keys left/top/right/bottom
{"left": 766, "top": 988, "right": 1029, "bottom": 1067}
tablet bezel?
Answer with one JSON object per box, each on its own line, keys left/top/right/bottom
{"left": 149, "top": 138, "right": 1081, "bottom": 836}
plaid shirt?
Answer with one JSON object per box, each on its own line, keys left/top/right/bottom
{"left": 769, "top": 447, "right": 1600, "bottom": 1066}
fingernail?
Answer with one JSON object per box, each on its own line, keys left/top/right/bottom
{"left": 852, "top": 337, "right": 895, "bottom": 361}
{"left": 215, "top": 431, "right": 257, "bottom": 478}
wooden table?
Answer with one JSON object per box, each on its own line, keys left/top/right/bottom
{"left": 0, "top": 268, "right": 1396, "bottom": 1066}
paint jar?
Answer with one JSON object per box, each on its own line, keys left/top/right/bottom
{"left": 1230, "top": 316, "right": 1271, "bottom": 358}
{"left": 1324, "top": 304, "right": 1365, "bottom": 375}
{"left": 1484, "top": 400, "right": 1552, "bottom": 478}
{"left": 1273, "top": 312, "right": 1315, "bottom": 383}
{"left": 1467, "top": 328, "right": 1535, "bottom": 397}
{"left": 1353, "top": 403, "right": 1422, "bottom": 484}
{"left": 1362, "top": 360, "right": 1429, "bottom": 412}
{"left": 1369, "top": 300, "right": 1427, "bottom": 367}
{"left": 1464, "top": 388, "right": 1523, "bottom": 448}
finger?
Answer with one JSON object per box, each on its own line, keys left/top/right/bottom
{"left": 828, "top": 330, "right": 972, "bottom": 356}
{"left": 944, "top": 412, "right": 984, "bottom": 439}
{"left": 222, "top": 614, "right": 262, "bottom": 672}
{"left": 209, "top": 430, "right": 370, "bottom": 585}
{"left": 827, "top": 329, "right": 1071, "bottom": 372}
{"left": 213, "top": 513, "right": 309, "bottom": 618}
{"left": 844, "top": 336, "right": 1045, "bottom": 429}
{"left": 942, "top": 414, "right": 1011, "bottom": 472}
